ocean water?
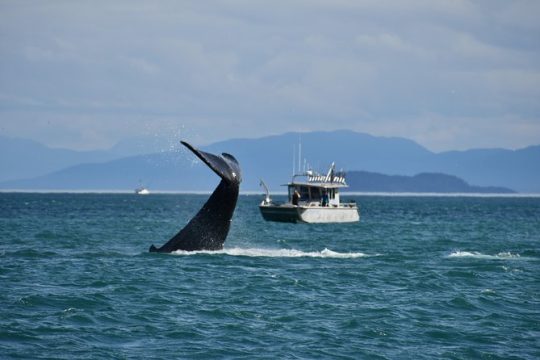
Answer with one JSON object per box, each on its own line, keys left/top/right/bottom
{"left": 0, "top": 193, "right": 539, "bottom": 359}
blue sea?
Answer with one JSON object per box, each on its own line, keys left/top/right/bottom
{"left": 1, "top": 193, "right": 539, "bottom": 359}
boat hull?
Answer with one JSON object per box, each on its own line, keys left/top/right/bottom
{"left": 259, "top": 204, "right": 359, "bottom": 223}
{"left": 259, "top": 205, "right": 300, "bottom": 223}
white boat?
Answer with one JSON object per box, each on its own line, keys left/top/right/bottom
{"left": 135, "top": 187, "right": 150, "bottom": 195}
{"left": 259, "top": 163, "right": 359, "bottom": 223}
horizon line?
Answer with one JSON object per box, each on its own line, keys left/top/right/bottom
{"left": 1, "top": 189, "right": 539, "bottom": 198}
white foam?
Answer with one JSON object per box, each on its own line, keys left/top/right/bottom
{"left": 171, "top": 247, "right": 368, "bottom": 258}
{"left": 448, "top": 251, "right": 521, "bottom": 260}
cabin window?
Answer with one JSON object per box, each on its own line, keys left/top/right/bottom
{"left": 310, "top": 187, "right": 321, "bottom": 201}
{"left": 299, "top": 186, "right": 309, "bottom": 200}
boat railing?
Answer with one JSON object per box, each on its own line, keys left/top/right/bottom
{"left": 291, "top": 175, "right": 348, "bottom": 187}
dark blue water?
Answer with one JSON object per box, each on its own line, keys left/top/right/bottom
{"left": 1, "top": 193, "right": 539, "bottom": 359}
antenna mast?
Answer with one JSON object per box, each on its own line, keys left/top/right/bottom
{"left": 298, "top": 140, "right": 301, "bottom": 174}
{"left": 292, "top": 144, "right": 295, "bottom": 175}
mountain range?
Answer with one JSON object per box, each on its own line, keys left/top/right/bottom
{"left": 346, "top": 171, "right": 514, "bottom": 193}
{"left": 0, "top": 130, "right": 538, "bottom": 193}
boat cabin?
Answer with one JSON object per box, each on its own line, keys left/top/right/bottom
{"left": 286, "top": 172, "right": 348, "bottom": 207}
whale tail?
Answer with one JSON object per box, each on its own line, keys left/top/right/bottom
{"left": 180, "top": 141, "right": 241, "bottom": 185}
{"left": 149, "top": 141, "right": 241, "bottom": 253}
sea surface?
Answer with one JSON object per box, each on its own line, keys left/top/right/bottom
{"left": 1, "top": 193, "right": 539, "bottom": 359}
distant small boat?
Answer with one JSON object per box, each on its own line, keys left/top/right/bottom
{"left": 259, "top": 163, "right": 359, "bottom": 223}
{"left": 135, "top": 187, "right": 150, "bottom": 195}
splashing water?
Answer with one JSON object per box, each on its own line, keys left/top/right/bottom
{"left": 448, "top": 251, "right": 522, "bottom": 260}
{"left": 171, "top": 247, "right": 369, "bottom": 258}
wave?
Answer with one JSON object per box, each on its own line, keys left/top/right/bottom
{"left": 448, "top": 251, "right": 522, "bottom": 260}
{"left": 171, "top": 247, "right": 368, "bottom": 258}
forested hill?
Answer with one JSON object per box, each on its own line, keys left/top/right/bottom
{"left": 345, "top": 171, "right": 515, "bottom": 193}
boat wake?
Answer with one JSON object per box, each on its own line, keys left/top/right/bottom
{"left": 448, "top": 251, "right": 522, "bottom": 260}
{"left": 171, "top": 247, "right": 368, "bottom": 258}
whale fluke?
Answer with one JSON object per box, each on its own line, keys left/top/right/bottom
{"left": 149, "top": 141, "right": 241, "bottom": 253}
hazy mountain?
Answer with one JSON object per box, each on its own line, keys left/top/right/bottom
{"left": 430, "top": 146, "right": 540, "bottom": 193}
{"left": 204, "top": 130, "right": 538, "bottom": 192}
{"left": 204, "top": 130, "right": 435, "bottom": 193}
{"left": 0, "top": 135, "right": 178, "bottom": 182}
{"left": 346, "top": 171, "right": 515, "bottom": 193}
{"left": 0, "top": 136, "right": 138, "bottom": 181}
{"left": 1, "top": 130, "right": 538, "bottom": 192}
{"left": 0, "top": 151, "right": 216, "bottom": 191}
{"left": 0, "top": 136, "right": 116, "bottom": 182}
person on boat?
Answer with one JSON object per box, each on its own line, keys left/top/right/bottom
{"left": 292, "top": 190, "right": 300, "bottom": 206}
{"left": 321, "top": 190, "right": 329, "bottom": 207}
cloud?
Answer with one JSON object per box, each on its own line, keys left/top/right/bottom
{"left": 0, "top": 1, "right": 539, "bottom": 151}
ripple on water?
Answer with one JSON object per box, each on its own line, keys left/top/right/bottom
{"left": 0, "top": 194, "right": 539, "bottom": 359}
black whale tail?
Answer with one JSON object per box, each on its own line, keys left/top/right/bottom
{"left": 180, "top": 141, "right": 241, "bottom": 185}
{"left": 148, "top": 141, "right": 242, "bottom": 253}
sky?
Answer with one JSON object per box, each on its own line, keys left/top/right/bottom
{"left": 0, "top": 1, "right": 539, "bottom": 152}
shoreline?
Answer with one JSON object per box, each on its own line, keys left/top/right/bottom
{"left": 1, "top": 189, "right": 539, "bottom": 198}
